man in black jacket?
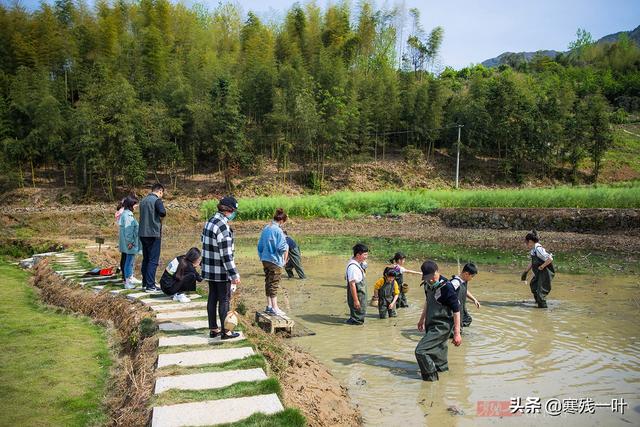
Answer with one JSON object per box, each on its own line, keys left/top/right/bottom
{"left": 139, "top": 183, "right": 166, "bottom": 292}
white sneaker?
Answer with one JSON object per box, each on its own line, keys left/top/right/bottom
{"left": 129, "top": 277, "right": 142, "bottom": 285}
{"left": 173, "top": 293, "right": 191, "bottom": 303}
{"left": 272, "top": 308, "right": 287, "bottom": 317}
{"left": 124, "top": 279, "right": 136, "bottom": 289}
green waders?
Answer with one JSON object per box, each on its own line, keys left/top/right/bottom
{"left": 530, "top": 255, "right": 554, "bottom": 308}
{"left": 285, "top": 245, "right": 306, "bottom": 279}
{"left": 378, "top": 280, "right": 397, "bottom": 319}
{"left": 347, "top": 262, "right": 367, "bottom": 324}
{"left": 415, "top": 281, "right": 453, "bottom": 381}
{"left": 459, "top": 281, "right": 472, "bottom": 327}
{"left": 396, "top": 271, "right": 408, "bottom": 308}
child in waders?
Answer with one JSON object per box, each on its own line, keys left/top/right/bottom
{"left": 389, "top": 252, "right": 422, "bottom": 308}
{"left": 415, "top": 260, "right": 462, "bottom": 381}
{"left": 345, "top": 243, "right": 369, "bottom": 325}
{"left": 521, "top": 230, "right": 554, "bottom": 308}
{"left": 373, "top": 267, "right": 400, "bottom": 318}
{"left": 450, "top": 263, "right": 480, "bottom": 329}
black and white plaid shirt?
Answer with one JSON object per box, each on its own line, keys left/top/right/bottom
{"left": 201, "top": 212, "right": 239, "bottom": 282}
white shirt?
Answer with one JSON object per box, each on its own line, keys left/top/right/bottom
{"left": 346, "top": 260, "right": 365, "bottom": 283}
{"left": 531, "top": 243, "right": 552, "bottom": 261}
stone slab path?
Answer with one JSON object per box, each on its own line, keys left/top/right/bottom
{"left": 154, "top": 368, "right": 266, "bottom": 393}
{"left": 157, "top": 347, "right": 255, "bottom": 368}
{"left": 158, "top": 332, "right": 245, "bottom": 348}
{"left": 151, "top": 394, "right": 283, "bottom": 427}
{"left": 34, "top": 251, "right": 287, "bottom": 425}
{"left": 158, "top": 320, "right": 210, "bottom": 331}
{"left": 156, "top": 310, "right": 208, "bottom": 320}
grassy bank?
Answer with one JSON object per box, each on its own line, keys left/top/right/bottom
{"left": 0, "top": 260, "right": 110, "bottom": 426}
{"left": 236, "top": 235, "right": 638, "bottom": 275}
{"left": 202, "top": 183, "right": 640, "bottom": 220}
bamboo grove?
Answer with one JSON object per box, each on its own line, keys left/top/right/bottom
{"left": 1, "top": 0, "right": 638, "bottom": 197}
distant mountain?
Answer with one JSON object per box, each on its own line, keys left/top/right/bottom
{"left": 481, "top": 25, "right": 640, "bottom": 68}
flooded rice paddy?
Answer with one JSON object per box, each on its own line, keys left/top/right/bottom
{"left": 161, "top": 236, "right": 640, "bottom": 426}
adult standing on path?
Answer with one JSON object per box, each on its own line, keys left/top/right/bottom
{"left": 139, "top": 183, "right": 166, "bottom": 292}
{"left": 202, "top": 196, "right": 241, "bottom": 340}
{"left": 257, "top": 208, "right": 289, "bottom": 316}
{"left": 345, "top": 243, "right": 369, "bottom": 325}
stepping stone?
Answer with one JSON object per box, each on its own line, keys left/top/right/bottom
{"left": 157, "top": 347, "right": 255, "bottom": 369}
{"left": 79, "top": 279, "right": 122, "bottom": 286}
{"left": 110, "top": 289, "right": 127, "bottom": 294}
{"left": 56, "top": 269, "right": 86, "bottom": 273}
{"left": 151, "top": 394, "right": 283, "bottom": 427}
{"left": 158, "top": 320, "right": 210, "bottom": 332}
{"left": 146, "top": 294, "right": 202, "bottom": 302}
{"left": 140, "top": 298, "right": 173, "bottom": 305}
{"left": 151, "top": 301, "right": 208, "bottom": 312}
{"left": 126, "top": 292, "right": 151, "bottom": 300}
{"left": 93, "top": 285, "right": 105, "bottom": 290}
{"left": 156, "top": 310, "right": 208, "bottom": 321}
{"left": 154, "top": 368, "right": 266, "bottom": 394}
{"left": 158, "top": 332, "right": 244, "bottom": 348}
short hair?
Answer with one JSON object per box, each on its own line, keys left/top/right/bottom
{"left": 273, "top": 208, "right": 288, "bottom": 222}
{"left": 462, "top": 263, "right": 478, "bottom": 275}
{"left": 525, "top": 230, "right": 540, "bottom": 243}
{"left": 389, "top": 251, "right": 406, "bottom": 263}
{"left": 353, "top": 243, "right": 369, "bottom": 256}
{"left": 151, "top": 182, "right": 165, "bottom": 192}
{"left": 122, "top": 195, "right": 139, "bottom": 211}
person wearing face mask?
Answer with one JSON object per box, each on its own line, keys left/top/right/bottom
{"left": 201, "top": 196, "right": 241, "bottom": 340}
{"left": 345, "top": 243, "right": 369, "bottom": 325}
{"left": 415, "top": 260, "right": 462, "bottom": 381}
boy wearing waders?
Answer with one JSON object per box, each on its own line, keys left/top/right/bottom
{"left": 389, "top": 252, "right": 421, "bottom": 308}
{"left": 284, "top": 232, "right": 306, "bottom": 279}
{"left": 373, "top": 267, "right": 400, "bottom": 318}
{"left": 450, "top": 263, "right": 481, "bottom": 328}
{"left": 415, "top": 260, "right": 462, "bottom": 381}
{"left": 521, "top": 230, "right": 554, "bottom": 308}
{"left": 345, "top": 243, "right": 369, "bottom": 325}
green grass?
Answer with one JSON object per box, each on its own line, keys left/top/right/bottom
{"left": 240, "top": 235, "right": 638, "bottom": 275}
{"left": 0, "top": 260, "right": 111, "bottom": 426}
{"left": 153, "top": 378, "right": 281, "bottom": 406}
{"left": 218, "top": 408, "right": 306, "bottom": 427}
{"left": 202, "top": 183, "right": 640, "bottom": 220}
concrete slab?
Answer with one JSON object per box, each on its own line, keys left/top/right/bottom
{"left": 156, "top": 310, "right": 208, "bottom": 321}
{"left": 140, "top": 298, "right": 173, "bottom": 305}
{"left": 151, "top": 394, "right": 283, "bottom": 427}
{"left": 110, "top": 289, "right": 127, "bottom": 294}
{"left": 93, "top": 285, "right": 105, "bottom": 290}
{"left": 151, "top": 301, "right": 208, "bottom": 312}
{"left": 158, "top": 332, "right": 244, "bottom": 348}
{"left": 125, "top": 292, "right": 150, "bottom": 300}
{"left": 154, "top": 368, "right": 266, "bottom": 394}
{"left": 158, "top": 320, "right": 211, "bottom": 332}
{"left": 144, "top": 294, "right": 202, "bottom": 302}
{"left": 157, "top": 347, "right": 255, "bottom": 369}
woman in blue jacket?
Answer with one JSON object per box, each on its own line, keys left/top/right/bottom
{"left": 119, "top": 195, "right": 141, "bottom": 289}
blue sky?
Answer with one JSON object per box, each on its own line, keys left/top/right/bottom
{"left": 11, "top": 0, "right": 640, "bottom": 68}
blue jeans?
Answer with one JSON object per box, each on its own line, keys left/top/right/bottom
{"left": 123, "top": 253, "right": 135, "bottom": 279}
{"left": 140, "top": 237, "right": 161, "bottom": 288}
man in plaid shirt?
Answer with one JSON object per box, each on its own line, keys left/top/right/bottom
{"left": 202, "top": 196, "right": 241, "bottom": 340}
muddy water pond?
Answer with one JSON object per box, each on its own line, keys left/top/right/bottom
{"left": 157, "top": 235, "right": 640, "bottom": 426}
{"left": 241, "top": 255, "right": 640, "bottom": 426}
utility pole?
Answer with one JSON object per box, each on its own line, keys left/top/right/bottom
{"left": 455, "top": 124, "right": 463, "bottom": 189}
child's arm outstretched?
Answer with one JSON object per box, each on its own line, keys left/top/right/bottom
{"left": 403, "top": 268, "right": 422, "bottom": 275}
{"left": 467, "top": 290, "right": 480, "bottom": 309}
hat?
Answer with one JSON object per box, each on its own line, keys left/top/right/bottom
{"left": 219, "top": 196, "right": 238, "bottom": 211}
{"left": 420, "top": 260, "right": 438, "bottom": 281}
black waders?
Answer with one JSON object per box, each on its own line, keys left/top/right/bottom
{"left": 415, "top": 280, "right": 454, "bottom": 381}
{"left": 530, "top": 254, "right": 553, "bottom": 308}
{"left": 378, "top": 280, "right": 397, "bottom": 319}
{"left": 285, "top": 245, "right": 306, "bottom": 279}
